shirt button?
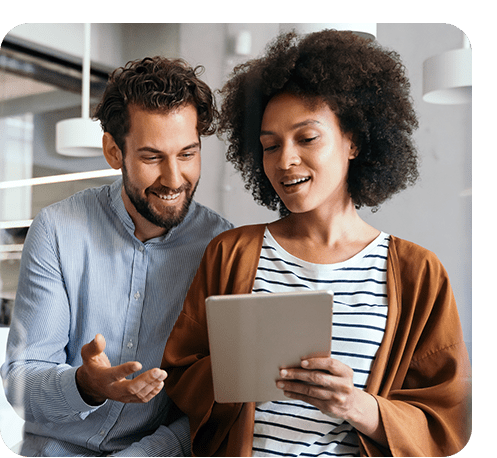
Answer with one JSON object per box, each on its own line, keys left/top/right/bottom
{"left": 138, "top": 246, "right": 144, "bottom": 252}
{"left": 134, "top": 291, "right": 141, "bottom": 300}
{"left": 99, "top": 430, "right": 105, "bottom": 436}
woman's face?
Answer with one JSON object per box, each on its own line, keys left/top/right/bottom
{"left": 260, "top": 92, "right": 358, "bottom": 216}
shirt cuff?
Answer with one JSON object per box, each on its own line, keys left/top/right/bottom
{"left": 111, "top": 445, "right": 149, "bottom": 457}
{"left": 59, "top": 366, "right": 106, "bottom": 413}
{"left": 168, "top": 415, "right": 191, "bottom": 456}
{"left": 110, "top": 415, "right": 191, "bottom": 457}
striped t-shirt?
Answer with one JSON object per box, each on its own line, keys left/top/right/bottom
{"left": 251, "top": 227, "right": 390, "bottom": 457}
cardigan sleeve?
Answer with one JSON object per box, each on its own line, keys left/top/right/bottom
{"left": 359, "top": 238, "right": 471, "bottom": 457}
{"left": 162, "top": 226, "right": 264, "bottom": 457}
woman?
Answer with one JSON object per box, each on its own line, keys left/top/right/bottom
{"left": 162, "top": 30, "right": 471, "bottom": 457}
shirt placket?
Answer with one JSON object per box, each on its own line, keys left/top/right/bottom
{"left": 87, "top": 243, "right": 149, "bottom": 451}
{"left": 121, "top": 244, "right": 148, "bottom": 365}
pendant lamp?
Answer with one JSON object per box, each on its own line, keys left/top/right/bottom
{"left": 423, "top": 33, "right": 472, "bottom": 105}
{"left": 280, "top": 23, "right": 376, "bottom": 40}
{"left": 56, "top": 23, "right": 103, "bottom": 156}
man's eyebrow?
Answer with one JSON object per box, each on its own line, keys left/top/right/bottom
{"left": 137, "top": 146, "right": 162, "bottom": 153}
{"left": 181, "top": 141, "right": 201, "bottom": 150}
{"left": 260, "top": 119, "right": 321, "bottom": 136}
{"left": 137, "top": 142, "right": 200, "bottom": 153}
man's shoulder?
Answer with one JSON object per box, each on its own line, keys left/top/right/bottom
{"left": 40, "top": 185, "right": 109, "bottom": 216}
{"left": 188, "top": 201, "right": 233, "bottom": 234}
{"left": 35, "top": 185, "right": 111, "bottom": 234}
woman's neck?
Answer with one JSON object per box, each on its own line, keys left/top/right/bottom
{"left": 268, "top": 203, "right": 380, "bottom": 264}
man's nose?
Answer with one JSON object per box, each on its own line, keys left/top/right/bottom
{"left": 159, "top": 159, "right": 183, "bottom": 190}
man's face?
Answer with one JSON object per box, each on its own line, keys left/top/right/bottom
{"left": 120, "top": 104, "right": 201, "bottom": 241}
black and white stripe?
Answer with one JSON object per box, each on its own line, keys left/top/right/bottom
{"left": 252, "top": 228, "right": 390, "bottom": 457}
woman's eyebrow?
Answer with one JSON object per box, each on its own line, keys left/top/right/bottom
{"left": 260, "top": 119, "right": 321, "bottom": 137}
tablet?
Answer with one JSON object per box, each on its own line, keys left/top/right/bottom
{"left": 205, "top": 290, "right": 333, "bottom": 403}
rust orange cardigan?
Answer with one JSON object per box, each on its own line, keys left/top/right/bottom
{"left": 162, "top": 225, "right": 471, "bottom": 456}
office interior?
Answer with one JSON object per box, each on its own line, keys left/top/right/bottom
{"left": 0, "top": 23, "right": 471, "bottom": 450}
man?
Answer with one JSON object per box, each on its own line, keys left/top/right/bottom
{"left": 1, "top": 56, "right": 232, "bottom": 456}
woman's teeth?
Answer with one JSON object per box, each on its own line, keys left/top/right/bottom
{"left": 283, "top": 177, "right": 310, "bottom": 187}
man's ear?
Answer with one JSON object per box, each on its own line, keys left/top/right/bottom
{"left": 102, "top": 132, "right": 123, "bottom": 170}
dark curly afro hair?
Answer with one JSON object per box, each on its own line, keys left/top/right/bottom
{"left": 218, "top": 30, "right": 419, "bottom": 215}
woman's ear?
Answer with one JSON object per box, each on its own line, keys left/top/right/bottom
{"left": 102, "top": 132, "right": 123, "bottom": 170}
{"left": 349, "top": 142, "right": 359, "bottom": 160}
{"left": 346, "top": 132, "right": 359, "bottom": 160}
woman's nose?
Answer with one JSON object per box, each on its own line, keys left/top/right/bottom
{"left": 277, "top": 143, "right": 301, "bottom": 170}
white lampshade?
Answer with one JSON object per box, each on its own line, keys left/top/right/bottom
{"left": 55, "top": 23, "right": 103, "bottom": 157}
{"left": 423, "top": 42, "right": 472, "bottom": 105}
{"left": 281, "top": 23, "right": 377, "bottom": 40}
{"left": 56, "top": 118, "right": 102, "bottom": 157}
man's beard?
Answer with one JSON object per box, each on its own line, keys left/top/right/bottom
{"left": 122, "top": 163, "right": 198, "bottom": 234}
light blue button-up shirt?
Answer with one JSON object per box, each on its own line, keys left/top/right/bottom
{"left": 1, "top": 178, "right": 232, "bottom": 456}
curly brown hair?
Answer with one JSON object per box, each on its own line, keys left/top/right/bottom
{"left": 94, "top": 56, "right": 217, "bottom": 153}
{"left": 218, "top": 30, "right": 419, "bottom": 215}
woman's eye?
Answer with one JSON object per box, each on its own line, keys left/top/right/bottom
{"left": 302, "top": 136, "right": 318, "bottom": 144}
{"left": 263, "top": 145, "right": 278, "bottom": 152}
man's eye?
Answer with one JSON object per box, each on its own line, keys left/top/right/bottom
{"left": 302, "top": 136, "right": 318, "bottom": 144}
{"left": 178, "top": 152, "right": 198, "bottom": 161}
{"left": 263, "top": 145, "right": 278, "bottom": 152}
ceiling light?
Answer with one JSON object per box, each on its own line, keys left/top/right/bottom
{"left": 280, "top": 23, "right": 377, "bottom": 40}
{"left": 55, "top": 23, "right": 103, "bottom": 156}
{"left": 423, "top": 33, "right": 472, "bottom": 105}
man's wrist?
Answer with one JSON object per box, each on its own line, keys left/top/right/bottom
{"left": 75, "top": 366, "right": 106, "bottom": 406}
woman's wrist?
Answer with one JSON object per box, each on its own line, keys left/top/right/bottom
{"left": 345, "top": 390, "right": 388, "bottom": 447}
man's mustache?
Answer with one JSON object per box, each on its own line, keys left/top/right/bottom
{"left": 147, "top": 182, "right": 192, "bottom": 195}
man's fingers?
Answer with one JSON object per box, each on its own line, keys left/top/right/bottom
{"left": 126, "top": 369, "right": 167, "bottom": 392}
{"left": 81, "top": 334, "right": 106, "bottom": 360}
{"left": 133, "top": 368, "right": 167, "bottom": 385}
{"left": 110, "top": 368, "right": 167, "bottom": 403}
{"left": 107, "top": 361, "right": 143, "bottom": 381}
{"left": 127, "top": 369, "right": 167, "bottom": 402}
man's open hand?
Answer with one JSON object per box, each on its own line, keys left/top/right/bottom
{"left": 76, "top": 334, "right": 167, "bottom": 405}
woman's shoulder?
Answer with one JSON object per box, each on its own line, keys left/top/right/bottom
{"left": 210, "top": 223, "right": 266, "bottom": 245}
{"left": 390, "top": 235, "right": 439, "bottom": 259}
{"left": 389, "top": 235, "right": 448, "bottom": 279}
{"left": 203, "top": 224, "right": 267, "bottom": 258}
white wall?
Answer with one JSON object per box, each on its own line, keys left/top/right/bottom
{"left": 4, "top": 21, "right": 472, "bottom": 353}
{"left": 359, "top": 24, "right": 472, "bottom": 356}
{"left": 176, "top": 23, "right": 472, "bottom": 356}
{"left": 178, "top": 23, "right": 472, "bottom": 356}
{"left": 0, "top": 24, "right": 472, "bottom": 450}
{"left": 179, "top": 23, "right": 280, "bottom": 226}
{"left": 7, "top": 23, "right": 125, "bottom": 68}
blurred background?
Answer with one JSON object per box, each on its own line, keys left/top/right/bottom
{"left": 0, "top": 23, "right": 471, "bottom": 449}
